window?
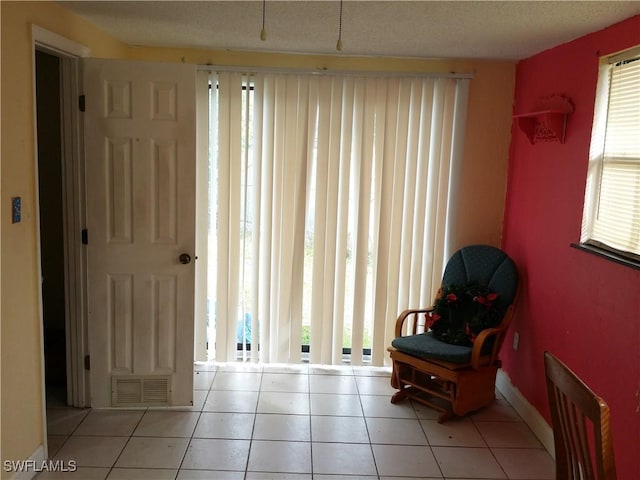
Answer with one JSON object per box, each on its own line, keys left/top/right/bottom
{"left": 200, "top": 70, "right": 471, "bottom": 365}
{"left": 581, "top": 47, "right": 640, "bottom": 264}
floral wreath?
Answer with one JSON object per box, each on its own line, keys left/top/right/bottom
{"left": 426, "top": 283, "right": 501, "bottom": 346}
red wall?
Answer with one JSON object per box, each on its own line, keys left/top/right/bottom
{"left": 502, "top": 15, "right": 640, "bottom": 480}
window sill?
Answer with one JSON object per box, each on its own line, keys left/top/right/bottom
{"left": 570, "top": 243, "right": 640, "bottom": 271}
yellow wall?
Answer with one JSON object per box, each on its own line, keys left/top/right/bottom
{"left": 1, "top": 1, "right": 514, "bottom": 473}
{"left": 0, "top": 2, "right": 126, "bottom": 475}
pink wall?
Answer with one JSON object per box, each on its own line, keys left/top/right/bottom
{"left": 502, "top": 15, "right": 640, "bottom": 480}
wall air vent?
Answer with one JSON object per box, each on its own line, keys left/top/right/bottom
{"left": 111, "top": 375, "right": 171, "bottom": 407}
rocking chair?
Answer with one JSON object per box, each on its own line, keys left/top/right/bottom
{"left": 388, "top": 244, "right": 518, "bottom": 422}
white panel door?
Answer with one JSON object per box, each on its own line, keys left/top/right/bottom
{"left": 84, "top": 59, "right": 196, "bottom": 407}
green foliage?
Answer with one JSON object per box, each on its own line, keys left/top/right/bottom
{"left": 302, "top": 325, "right": 311, "bottom": 345}
{"left": 301, "top": 325, "right": 372, "bottom": 349}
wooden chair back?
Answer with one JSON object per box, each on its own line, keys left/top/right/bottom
{"left": 544, "top": 351, "right": 616, "bottom": 480}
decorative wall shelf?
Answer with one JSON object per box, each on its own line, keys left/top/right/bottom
{"left": 513, "top": 95, "right": 574, "bottom": 144}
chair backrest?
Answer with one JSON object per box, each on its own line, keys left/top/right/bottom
{"left": 441, "top": 245, "right": 518, "bottom": 313}
{"left": 544, "top": 351, "right": 617, "bottom": 480}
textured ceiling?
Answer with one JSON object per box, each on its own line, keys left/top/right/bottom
{"left": 60, "top": 1, "right": 640, "bottom": 60}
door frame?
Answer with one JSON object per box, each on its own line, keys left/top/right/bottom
{"left": 31, "top": 25, "right": 90, "bottom": 426}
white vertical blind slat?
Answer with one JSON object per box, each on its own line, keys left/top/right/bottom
{"left": 322, "top": 77, "right": 343, "bottom": 364}
{"left": 216, "top": 73, "right": 238, "bottom": 360}
{"left": 444, "top": 78, "right": 471, "bottom": 262}
{"left": 371, "top": 78, "right": 394, "bottom": 366}
{"left": 249, "top": 75, "right": 262, "bottom": 363}
{"left": 289, "top": 76, "right": 309, "bottom": 364}
{"left": 380, "top": 78, "right": 411, "bottom": 361}
{"left": 399, "top": 79, "right": 422, "bottom": 311}
{"left": 309, "top": 76, "right": 329, "bottom": 364}
{"left": 349, "top": 77, "right": 376, "bottom": 365}
{"left": 333, "top": 77, "right": 355, "bottom": 364}
{"left": 410, "top": 80, "right": 432, "bottom": 307}
{"left": 256, "top": 74, "right": 274, "bottom": 362}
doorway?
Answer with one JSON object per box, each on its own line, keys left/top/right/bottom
{"left": 36, "top": 49, "right": 68, "bottom": 406}
{"left": 33, "top": 35, "right": 88, "bottom": 409}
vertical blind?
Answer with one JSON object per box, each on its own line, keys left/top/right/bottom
{"left": 583, "top": 53, "right": 640, "bottom": 258}
{"left": 201, "top": 70, "right": 470, "bottom": 365}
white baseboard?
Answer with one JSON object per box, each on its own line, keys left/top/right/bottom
{"left": 496, "top": 369, "right": 555, "bottom": 458}
{"left": 4, "top": 445, "right": 45, "bottom": 480}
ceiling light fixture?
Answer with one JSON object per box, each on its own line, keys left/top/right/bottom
{"left": 336, "top": 0, "right": 344, "bottom": 51}
{"left": 260, "top": 0, "right": 267, "bottom": 41}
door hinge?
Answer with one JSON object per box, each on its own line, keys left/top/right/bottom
{"left": 79, "top": 94, "right": 86, "bottom": 112}
{"left": 84, "top": 355, "right": 90, "bottom": 371}
{"left": 81, "top": 229, "right": 88, "bottom": 245}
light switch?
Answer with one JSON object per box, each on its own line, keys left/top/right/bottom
{"left": 12, "top": 197, "right": 21, "bottom": 224}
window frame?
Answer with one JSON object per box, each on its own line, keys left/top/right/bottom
{"left": 577, "top": 45, "right": 640, "bottom": 269}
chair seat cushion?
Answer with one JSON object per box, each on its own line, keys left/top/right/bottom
{"left": 391, "top": 332, "right": 472, "bottom": 364}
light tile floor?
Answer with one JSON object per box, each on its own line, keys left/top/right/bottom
{"left": 39, "top": 363, "right": 555, "bottom": 479}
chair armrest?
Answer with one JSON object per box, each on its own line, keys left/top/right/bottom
{"left": 470, "top": 303, "right": 515, "bottom": 369}
{"left": 394, "top": 288, "right": 442, "bottom": 338}
{"left": 394, "top": 308, "right": 434, "bottom": 338}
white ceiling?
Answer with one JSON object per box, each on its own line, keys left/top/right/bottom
{"left": 59, "top": 1, "right": 640, "bottom": 61}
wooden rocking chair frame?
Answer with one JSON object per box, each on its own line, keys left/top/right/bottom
{"left": 388, "top": 292, "right": 517, "bottom": 423}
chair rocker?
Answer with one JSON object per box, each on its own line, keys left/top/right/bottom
{"left": 387, "top": 244, "right": 518, "bottom": 423}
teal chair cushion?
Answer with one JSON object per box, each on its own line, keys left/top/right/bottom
{"left": 442, "top": 245, "right": 518, "bottom": 316}
{"left": 391, "top": 332, "right": 472, "bottom": 364}
{"left": 391, "top": 245, "right": 518, "bottom": 363}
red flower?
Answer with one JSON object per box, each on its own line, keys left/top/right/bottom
{"left": 446, "top": 293, "right": 457, "bottom": 303}
{"left": 465, "top": 323, "right": 477, "bottom": 343}
{"left": 426, "top": 312, "right": 440, "bottom": 329}
{"left": 476, "top": 292, "right": 498, "bottom": 306}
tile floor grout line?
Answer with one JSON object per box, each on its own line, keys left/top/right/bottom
{"left": 174, "top": 406, "right": 204, "bottom": 478}
{"left": 105, "top": 406, "right": 148, "bottom": 477}
{"left": 42, "top": 363, "right": 554, "bottom": 479}
{"left": 242, "top": 369, "right": 263, "bottom": 477}
{"left": 354, "top": 370, "right": 382, "bottom": 480}
{"left": 412, "top": 399, "right": 449, "bottom": 480}
{"left": 307, "top": 370, "right": 316, "bottom": 479}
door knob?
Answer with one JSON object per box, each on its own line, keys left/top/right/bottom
{"left": 179, "top": 253, "right": 192, "bottom": 265}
